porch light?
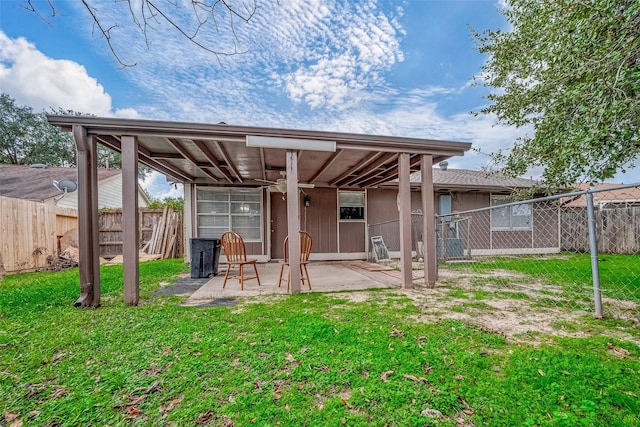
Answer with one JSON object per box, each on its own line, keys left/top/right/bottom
{"left": 246, "top": 136, "right": 336, "bottom": 152}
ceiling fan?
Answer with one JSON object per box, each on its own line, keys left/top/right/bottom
{"left": 257, "top": 171, "right": 314, "bottom": 194}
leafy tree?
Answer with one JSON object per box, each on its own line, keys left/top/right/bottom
{"left": 0, "top": 93, "right": 149, "bottom": 175}
{"left": 0, "top": 93, "right": 75, "bottom": 166}
{"left": 474, "top": 0, "right": 640, "bottom": 188}
{"left": 146, "top": 196, "right": 184, "bottom": 212}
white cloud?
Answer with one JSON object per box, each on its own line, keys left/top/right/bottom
{"left": 0, "top": 31, "right": 120, "bottom": 115}
{"left": 141, "top": 171, "right": 184, "bottom": 199}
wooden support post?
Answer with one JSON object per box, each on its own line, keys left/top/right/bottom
{"left": 122, "top": 135, "right": 140, "bottom": 305}
{"left": 73, "top": 126, "right": 100, "bottom": 307}
{"left": 398, "top": 153, "right": 413, "bottom": 288}
{"left": 421, "top": 155, "right": 437, "bottom": 287}
{"left": 286, "top": 150, "right": 301, "bottom": 293}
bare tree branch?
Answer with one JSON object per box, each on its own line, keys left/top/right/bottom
{"left": 24, "top": 0, "right": 262, "bottom": 68}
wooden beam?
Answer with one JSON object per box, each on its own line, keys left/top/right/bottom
{"left": 336, "top": 153, "right": 398, "bottom": 187}
{"left": 213, "top": 141, "right": 243, "bottom": 183}
{"left": 213, "top": 141, "right": 242, "bottom": 182}
{"left": 193, "top": 139, "right": 234, "bottom": 183}
{"left": 359, "top": 155, "right": 421, "bottom": 188}
{"left": 309, "top": 149, "right": 344, "bottom": 183}
{"left": 421, "top": 155, "right": 437, "bottom": 287}
{"left": 286, "top": 150, "right": 301, "bottom": 294}
{"left": 166, "top": 138, "right": 219, "bottom": 182}
{"left": 97, "top": 135, "right": 192, "bottom": 182}
{"left": 328, "top": 152, "right": 384, "bottom": 186}
{"left": 148, "top": 152, "right": 184, "bottom": 159}
{"left": 260, "top": 148, "right": 266, "bottom": 181}
{"left": 122, "top": 135, "right": 139, "bottom": 305}
{"left": 399, "top": 153, "right": 413, "bottom": 289}
{"left": 72, "top": 125, "right": 100, "bottom": 307}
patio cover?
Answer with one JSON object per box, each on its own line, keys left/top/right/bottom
{"left": 47, "top": 115, "right": 472, "bottom": 306}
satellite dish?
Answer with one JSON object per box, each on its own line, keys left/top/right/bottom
{"left": 53, "top": 179, "right": 78, "bottom": 193}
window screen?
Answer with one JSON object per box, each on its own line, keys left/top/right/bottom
{"left": 339, "top": 191, "right": 365, "bottom": 220}
{"left": 491, "top": 196, "right": 531, "bottom": 230}
{"left": 196, "top": 188, "right": 262, "bottom": 240}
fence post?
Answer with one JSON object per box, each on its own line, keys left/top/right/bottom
{"left": 585, "top": 191, "right": 603, "bottom": 318}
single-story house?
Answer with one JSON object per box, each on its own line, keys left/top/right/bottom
{"left": 0, "top": 164, "right": 150, "bottom": 209}
{"left": 367, "top": 163, "right": 561, "bottom": 258}
{"left": 46, "top": 115, "right": 472, "bottom": 305}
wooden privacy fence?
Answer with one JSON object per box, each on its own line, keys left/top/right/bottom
{"left": 0, "top": 196, "right": 78, "bottom": 273}
{"left": 99, "top": 208, "right": 183, "bottom": 259}
{"left": 561, "top": 206, "right": 640, "bottom": 254}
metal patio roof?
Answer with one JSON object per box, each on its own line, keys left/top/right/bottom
{"left": 47, "top": 115, "right": 472, "bottom": 188}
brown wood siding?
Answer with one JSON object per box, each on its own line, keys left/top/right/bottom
{"left": 533, "top": 205, "right": 559, "bottom": 248}
{"left": 304, "top": 188, "right": 338, "bottom": 254}
{"left": 366, "top": 189, "right": 427, "bottom": 225}
{"left": 455, "top": 193, "right": 491, "bottom": 250}
{"left": 339, "top": 222, "right": 365, "bottom": 252}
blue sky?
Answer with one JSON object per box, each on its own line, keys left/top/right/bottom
{"left": 1, "top": 0, "right": 636, "bottom": 198}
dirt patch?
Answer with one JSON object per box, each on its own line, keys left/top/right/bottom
{"left": 329, "top": 269, "right": 640, "bottom": 345}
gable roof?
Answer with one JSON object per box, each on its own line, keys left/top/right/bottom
{"left": 0, "top": 164, "right": 121, "bottom": 202}
{"left": 399, "top": 167, "right": 538, "bottom": 192}
{"left": 562, "top": 183, "right": 640, "bottom": 208}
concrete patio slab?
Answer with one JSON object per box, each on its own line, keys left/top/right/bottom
{"left": 184, "top": 261, "right": 402, "bottom": 304}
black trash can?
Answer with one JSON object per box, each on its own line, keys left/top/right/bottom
{"left": 190, "top": 238, "right": 221, "bottom": 278}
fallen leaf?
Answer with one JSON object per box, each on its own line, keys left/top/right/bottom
{"left": 28, "top": 411, "right": 39, "bottom": 419}
{"left": 4, "top": 412, "right": 19, "bottom": 422}
{"left": 389, "top": 329, "right": 404, "bottom": 337}
{"left": 25, "top": 384, "right": 46, "bottom": 398}
{"left": 127, "top": 407, "right": 140, "bottom": 415}
{"left": 231, "top": 359, "right": 240, "bottom": 366}
{"left": 381, "top": 370, "right": 394, "bottom": 382}
{"left": 285, "top": 353, "right": 295, "bottom": 363}
{"left": 421, "top": 408, "right": 443, "bottom": 419}
{"left": 562, "top": 370, "right": 570, "bottom": 376}
{"left": 341, "top": 418, "right": 346, "bottom": 424}
{"left": 443, "top": 356, "right": 454, "bottom": 366}
{"left": 49, "top": 386, "right": 68, "bottom": 399}
{"left": 198, "top": 411, "right": 214, "bottom": 423}
{"left": 403, "top": 374, "right": 428, "bottom": 383}
{"left": 9, "top": 419, "right": 23, "bottom": 427}
{"left": 342, "top": 399, "right": 353, "bottom": 409}
{"left": 274, "top": 388, "right": 282, "bottom": 400}
{"left": 249, "top": 342, "right": 257, "bottom": 347}
{"left": 424, "top": 363, "right": 433, "bottom": 374}
{"left": 454, "top": 375, "right": 465, "bottom": 380}
{"left": 162, "top": 346, "right": 172, "bottom": 356}
{"left": 608, "top": 343, "right": 631, "bottom": 358}
{"left": 538, "top": 369, "right": 546, "bottom": 376}
{"left": 300, "top": 348, "right": 308, "bottom": 354}
{"left": 249, "top": 417, "right": 257, "bottom": 422}
{"left": 285, "top": 404, "right": 290, "bottom": 412}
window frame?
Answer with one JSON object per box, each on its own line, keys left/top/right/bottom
{"left": 338, "top": 190, "right": 366, "bottom": 222}
{"left": 490, "top": 195, "right": 532, "bottom": 231}
{"left": 196, "top": 187, "right": 263, "bottom": 241}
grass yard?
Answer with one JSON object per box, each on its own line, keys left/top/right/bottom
{"left": 1, "top": 259, "right": 639, "bottom": 426}
{"left": 443, "top": 253, "right": 640, "bottom": 303}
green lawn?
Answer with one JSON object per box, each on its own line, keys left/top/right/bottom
{"left": 1, "top": 260, "right": 639, "bottom": 426}
{"left": 443, "top": 253, "right": 640, "bottom": 303}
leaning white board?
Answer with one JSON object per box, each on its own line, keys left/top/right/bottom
{"left": 371, "top": 236, "right": 391, "bottom": 261}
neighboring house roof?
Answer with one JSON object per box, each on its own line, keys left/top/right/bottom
{"left": 401, "top": 165, "right": 538, "bottom": 192}
{"left": 0, "top": 165, "right": 150, "bottom": 207}
{"left": 562, "top": 183, "right": 640, "bottom": 208}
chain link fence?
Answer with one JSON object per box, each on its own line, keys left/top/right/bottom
{"left": 367, "top": 184, "right": 640, "bottom": 321}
